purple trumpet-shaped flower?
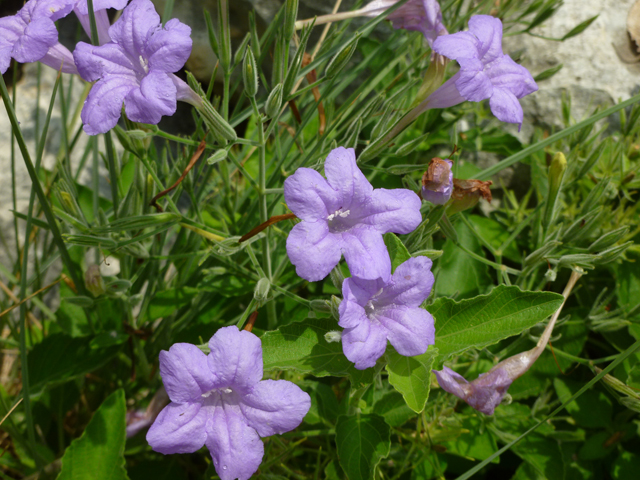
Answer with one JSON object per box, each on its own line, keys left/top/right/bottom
{"left": 0, "top": 0, "right": 78, "bottom": 75}
{"left": 427, "top": 15, "right": 538, "bottom": 126}
{"left": 147, "top": 326, "right": 311, "bottom": 480}
{"left": 73, "top": 0, "right": 194, "bottom": 135}
{"left": 72, "top": 0, "right": 129, "bottom": 45}
{"left": 421, "top": 157, "right": 453, "bottom": 205}
{"left": 284, "top": 147, "right": 423, "bottom": 282}
{"left": 360, "top": 0, "right": 448, "bottom": 46}
{"left": 434, "top": 270, "right": 582, "bottom": 415}
{"left": 339, "top": 256, "right": 435, "bottom": 369}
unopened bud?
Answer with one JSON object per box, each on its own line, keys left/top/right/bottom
{"left": 254, "top": 277, "right": 271, "bottom": 304}
{"left": 395, "top": 132, "right": 430, "bottom": 156}
{"left": 329, "top": 295, "right": 341, "bottom": 321}
{"left": 283, "top": 0, "right": 299, "bottom": 42}
{"left": 543, "top": 152, "right": 567, "bottom": 232}
{"left": 186, "top": 72, "right": 237, "bottom": 143}
{"left": 265, "top": 83, "right": 284, "bottom": 119}
{"left": 85, "top": 265, "right": 106, "bottom": 297}
{"left": 588, "top": 226, "right": 629, "bottom": 253}
{"left": 325, "top": 34, "right": 360, "bottom": 79}
{"left": 524, "top": 241, "right": 562, "bottom": 266}
{"left": 310, "top": 299, "right": 331, "bottom": 313}
{"left": 243, "top": 47, "right": 259, "bottom": 97}
{"left": 106, "top": 279, "right": 131, "bottom": 295}
{"left": 329, "top": 266, "right": 344, "bottom": 291}
{"left": 324, "top": 331, "right": 342, "bottom": 343}
{"left": 593, "top": 241, "right": 632, "bottom": 265}
{"left": 207, "top": 149, "right": 228, "bottom": 165}
{"left": 545, "top": 268, "right": 558, "bottom": 282}
{"left": 233, "top": 33, "right": 251, "bottom": 67}
{"left": 421, "top": 158, "right": 453, "bottom": 205}
{"left": 412, "top": 53, "right": 448, "bottom": 105}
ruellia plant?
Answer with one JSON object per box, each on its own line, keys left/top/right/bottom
{"left": 1, "top": 0, "right": 639, "bottom": 479}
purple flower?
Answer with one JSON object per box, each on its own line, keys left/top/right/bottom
{"left": 361, "top": 0, "right": 448, "bottom": 46}
{"left": 73, "top": 0, "right": 194, "bottom": 135}
{"left": 147, "top": 326, "right": 311, "bottom": 480}
{"left": 433, "top": 366, "right": 512, "bottom": 415}
{"left": 0, "top": 0, "right": 78, "bottom": 75}
{"left": 339, "top": 256, "right": 435, "bottom": 369}
{"left": 72, "top": 0, "right": 129, "bottom": 45}
{"left": 421, "top": 157, "right": 453, "bottom": 205}
{"left": 284, "top": 147, "right": 423, "bottom": 282}
{"left": 427, "top": 15, "right": 538, "bottom": 126}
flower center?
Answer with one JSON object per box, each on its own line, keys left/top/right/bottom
{"left": 201, "top": 387, "right": 233, "bottom": 399}
{"left": 364, "top": 288, "right": 385, "bottom": 319}
{"left": 326, "top": 208, "right": 353, "bottom": 233}
{"left": 138, "top": 55, "right": 149, "bottom": 74}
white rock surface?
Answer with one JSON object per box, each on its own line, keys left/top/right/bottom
{"left": 504, "top": 0, "right": 640, "bottom": 131}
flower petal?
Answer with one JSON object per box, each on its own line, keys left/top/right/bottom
{"left": 73, "top": 0, "right": 129, "bottom": 16}
{"left": 12, "top": 17, "right": 58, "bottom": 64}
{"left": 74, "top": 40, "right": 137, "bottom": 81}
{"left": 323, "top": 147, "right": 373, "bottom": 211}
{"left": 455, "top": 57, "right": 493, "bottom": 102}
{"left": 359, "top": 188, "right": 422, "bottom": 235}
{"left": 432, "top": 366, "right": 469, "bottom": 399}
{"left": 468, "top": 15, "right": 504, "bottom": 63}
{"left": 426, "top": 73, "right": 466, "bottom": 109}
{"left": 31, "top": 0, "right": 75, "bottom": 22}
{"left": 342, "top": 319, "right": 388, "bottom": 370}
{"left": 377, "top": 305, "right": 434, "bottom": 357}
{"left": 284, "top": 167, "right": 341, "bottom": 222}
{"left": 339, "top": 277, "right": 384, "bottom": 329}
{"left": 208, "top": 326, "right": 263, "bottom": 392}
{"left": 205, "top": 404, "right": 264, "bottom": 480}
{"left": 0, "top": 16, "right": 24, "bottom": 74}
{"left": 80, "top": 75, "right": 136, "bottom": 135}
{"left": 341, "top": 228, "right": 391, "bottom": 281}
{"left": 433, "top": 31, "right": 478, "bottom": 60}
{"left": 466, "top": 368, "right": 512, "bottom": 415}
{"left": 159, "top": 343, "right": 216, "bottom": 403}
{"left": 108, "top": 0, "right": 161, "bottom": 60}
{"left": 378, "top": 257, "right": 434, "bottom": 307}
{"left": 286, "top": 220, "right": 342, "bottom": 282}
{"left": 125, "top": 70, "right": 177, "bottom": 124}
{"left": 240, "top": 379, "right": 311, "bottom": 437}
{"left": 146, "top": 18, "right": 193, "bottom": 73}
{"left": 485, "top": 55, "right": 538, "bottom": 99}
{"left": 146, "top": 402, "right": 208, "bottom": 454}
{"left": 489, "top": 87, "right": 523, "bottom": 125}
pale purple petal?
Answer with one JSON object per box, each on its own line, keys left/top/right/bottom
{"left": 433, "top": 31, "right": 478, "bottom": 60}
{"left": 489, "top": 87, "right": 523, "bottom": 125}
{"left": 468, "top": 15, "right": 503, "bottom": 63}
{"left": 342, "top": 228, "right": 391, "bottom": 281}
{"left": 339, "top": 278, "right": 383, "bottom": 329}
{"left": 12, "top": 17, "right": 58, "bottom": 64}
{"left": 80, "top": 76, "right": 136, "bottom": 135}
{"left": 361, "top": 188, "right": 422, "bottom": 234}
{"left": 286, "top": 221, "right": 342, "bottom": 282}
{"left": 377, "top": 256, "right": 434, "bottom": 307}
{"left": 485, "top": 55, "right": 538, "bottom": 99}
{"left": 159, "top": 343, "right": 216, "bottom": 403}
{"left": 73, "top": 0, "right": 129, "bottom": 15}
{"left": 205, "top": 404, "right": 264, "bottom": 480}
{"left": 240, "top": 380, "right": 311, "bottom": 437}
{"left": 425, "top": 73, "right": 466, "bottom": 109}
{"left": 124, "top": 70, "right": 177, "bottom": 124}
{"left": 433, "top": 366, "right": 469, "bottom": 399}
{"left": 324, "top": 147, "right": 373, "bottom": 210}
{"left": 455, "top": 57, "right": 493, "bottom": 102}
{"left": 207, "top": 326, "right": 263, "bottom": 392}
{"left": 108, "top": 0, "right": 161, "bottom": 60}
{"left": 146, "top": 402, "right": 208, "bottom": 454}
{"left": 31, "top": 0, "right": 75, "bottom": 22}
{"left": 146, "top": 18, "right": 192, "bottom": 73}
{"left": 421, "top": 158, "right": 453, "bottom": 205}
{"left": 377, "top": 305, "right": 434, "bottom": 357}
{"left": 39, "top": 42, "right": 79, "bottom": 74}
{"left": 74, "top": 8, "right": 113, "bottom": 45}
{"left": 74, "top": 41, "right": 137, "bottom": 81}
{"left": 342, "top": 320, "right": 388, "bottom": 370}
{"left": 0, "top": 16, "right": 25, "bottom": 74}
{"left": 284, "top": 168, "right": 341, "bottom": 222}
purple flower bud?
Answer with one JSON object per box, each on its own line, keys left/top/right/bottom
{"left": 284, "top": 147, "right": 423, "bottom": 282}
{"left": 339, "top": 256, "right": 435, "bottom": 369}
{"left": 421, "top": 158, "right": 453, "bottom": 205}
{"left": 0, "top": 0, "right": 78, "bottom": 74}
{"left": 73, "top": 0, "right": 194, "bottom": 135}
{"left": 147, "top": 326, "right": 311, "bottom": 480}
{"left": 360, "top": 0, "right": 448, "bottom": 46}
{"left": 427, "top": 15, "right": 538, "bottom": 127}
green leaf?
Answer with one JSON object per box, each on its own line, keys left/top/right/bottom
{"left": 553, "top": 378, "right": 612, "bottom": 429}
{"left": 386, "top": 346, "right": 437, "bottom": 413}
{"left": 468, "top": 214, "right": 522, "bottom": 263}
{"left": 441, "top": 412, "right": 499, "bottom": 461}
{"left": 304, "top": 382, "right": 340, "bottom": 425}
{"left": 430, "top": 285, "right": 564, "bottom": 361}
{"left": 534, "top": 64, "right": 563, "bottom": 82}
{"left": 612, "top": 451, "right": 640, "bottom": 480}
{"left": 261, "top": 319, "right": 374, "bottom": 382}
{"left": 146, "top": 287, "right": 199, "bottom": 321}
{"left": 28, "top": 334, "right": 122, "bottom": 394}
{"left": 372, "top": 391, "right": 415, "bottom": 427}
{"left": 57, "top": 389, "right": 129, "bottom": 480}
{"left": 435, "top": 220, "right": 491, "bottom": 299}
{"left": 383, "top": 233, "right": 410, "bottom": 272}
{"left": 561, "top": 15, "right": 598, "bottom": 41}
{"left": 411, "top": 455, "right": 447, "bottom": 480}
{"left": 335, "top": 414, "right": 391, "bottom": 480}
